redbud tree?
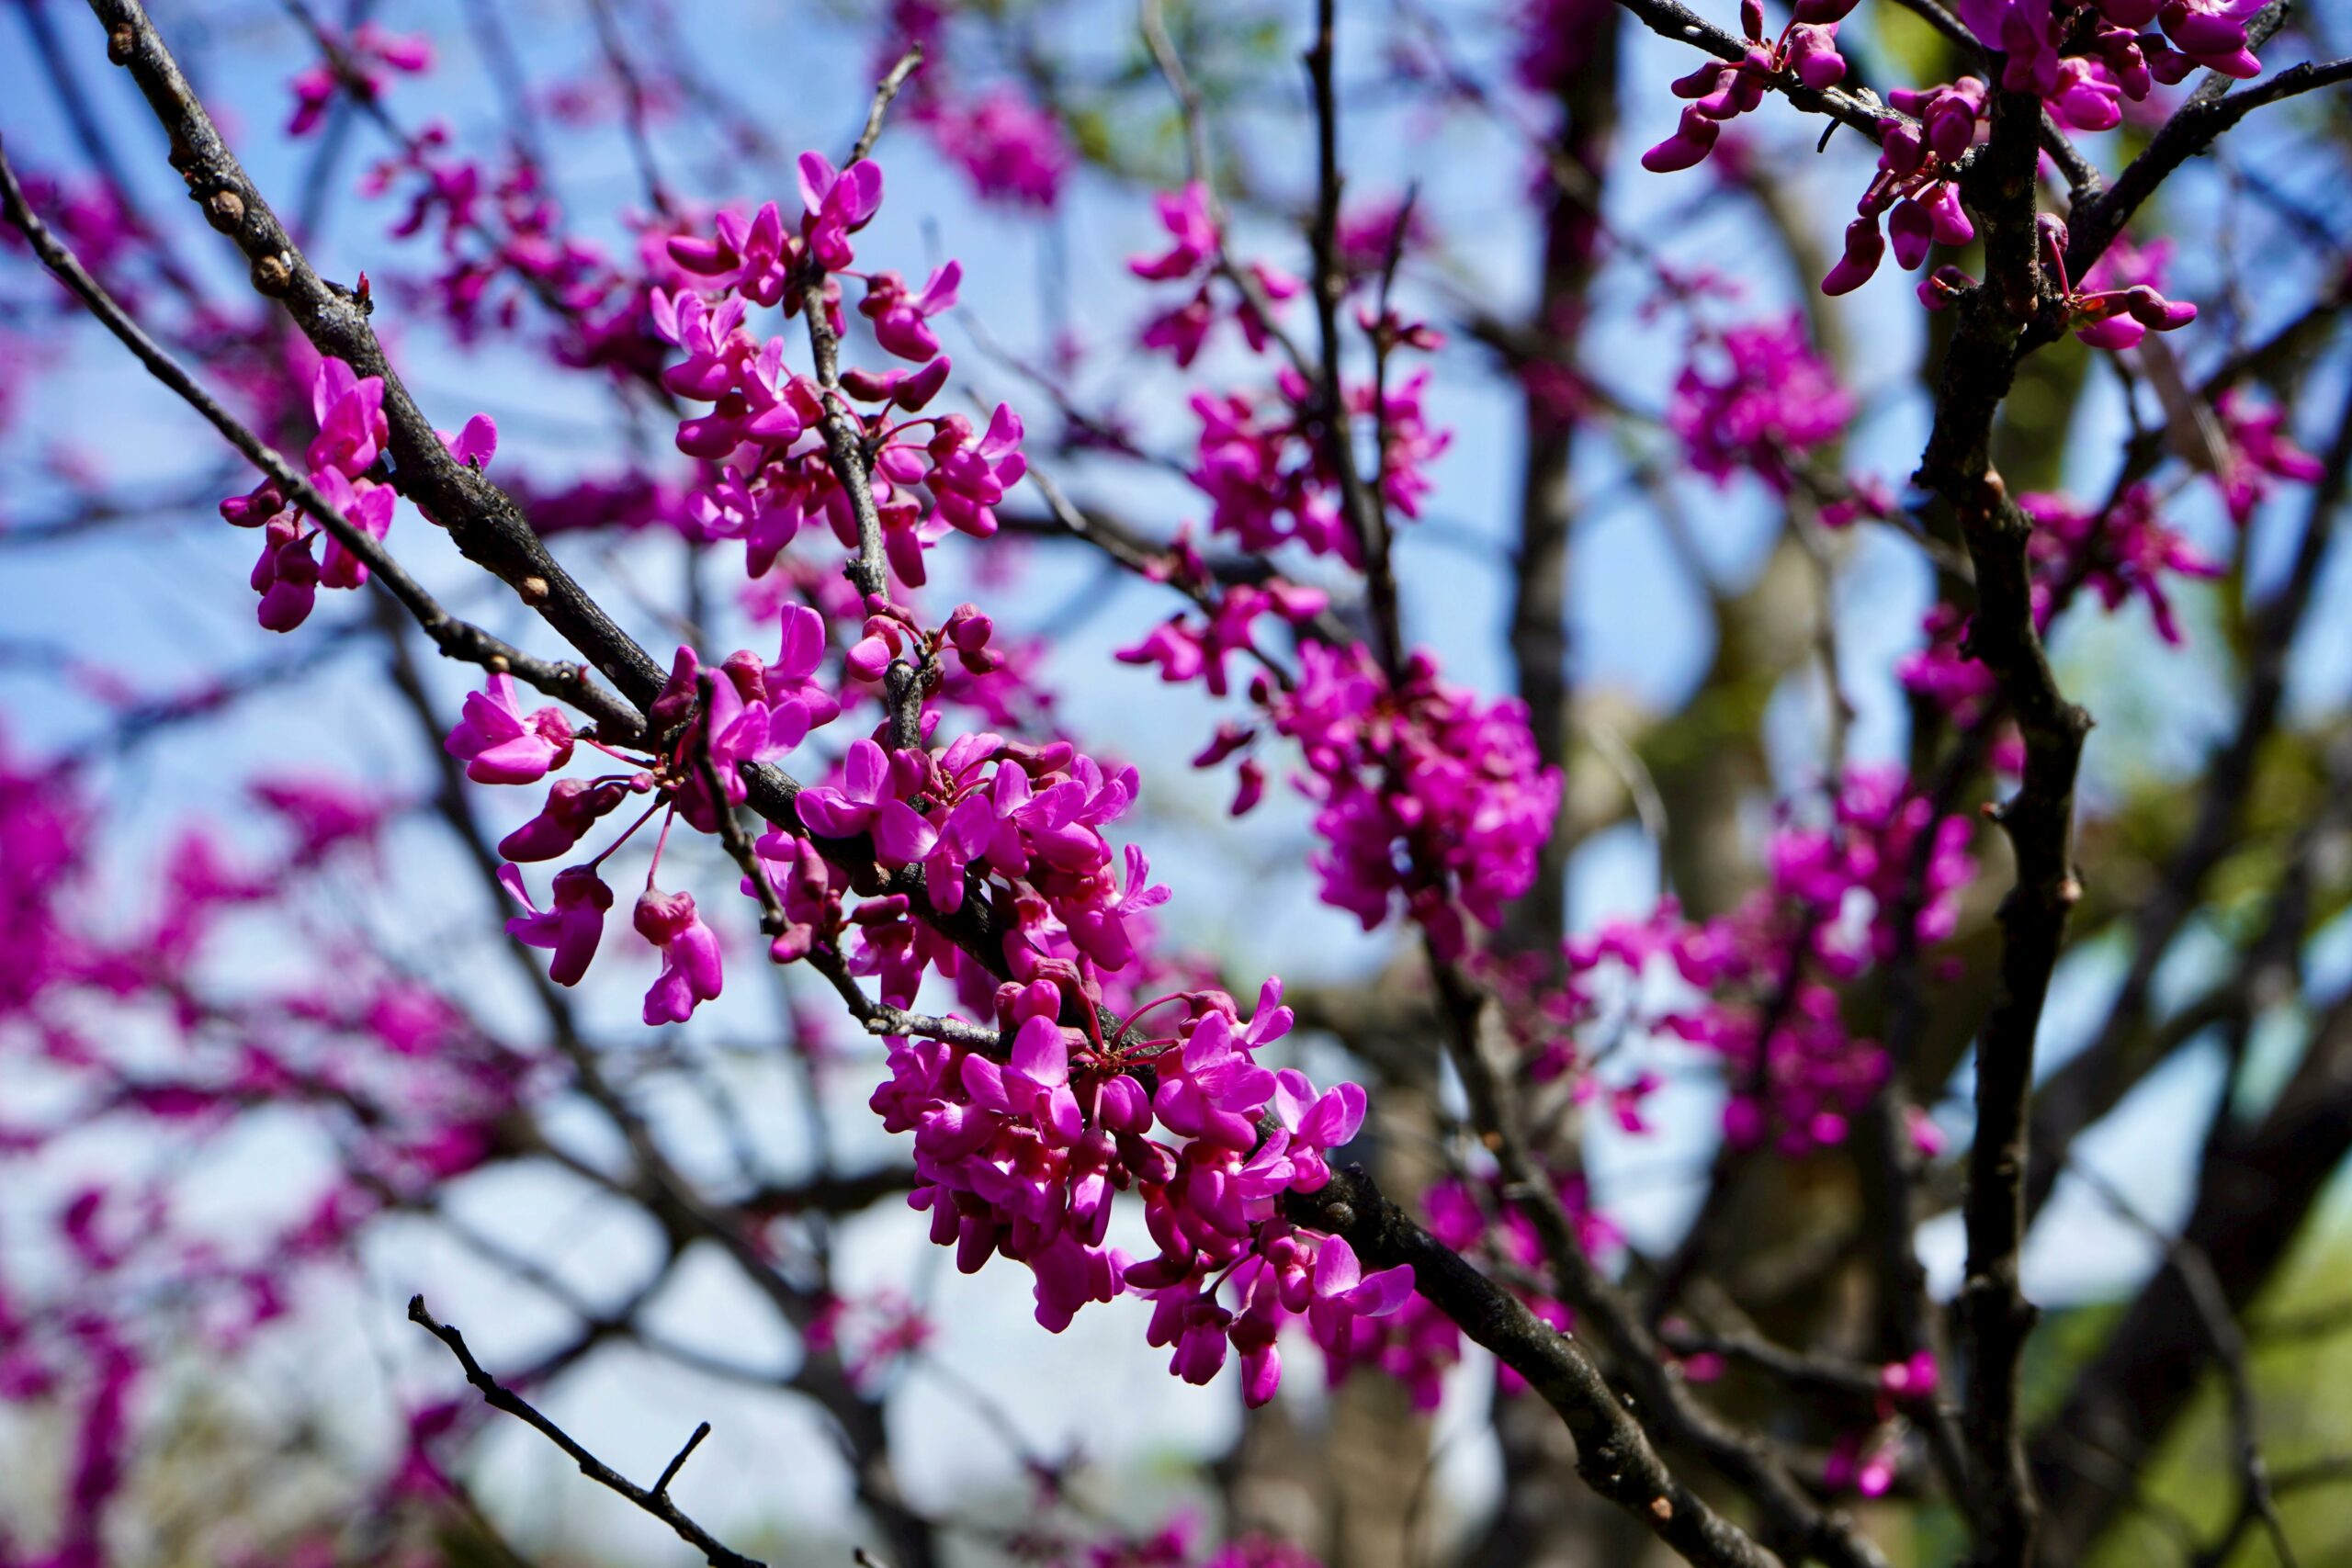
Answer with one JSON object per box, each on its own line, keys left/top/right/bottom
{"left": 0, "top": 0, "right": 2348, "bottom": 1564}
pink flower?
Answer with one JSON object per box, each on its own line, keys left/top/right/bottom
{"left": 1129, "top": 182, "right": 1218, "bottom": 282}
{"left": 1063, "top": 843, "right": 1172, "bottom": 970}
{"left": 1153, "top": 1010, "right": 1280, "bottom": 1149}
{"left": 921, "top": 88, "right": 1072, "bottom": 209}
{"left": 701, "top": 668, "right": 808, "bottom": 804}
{"left": 2154, "top": 0, "right": 2266, "bottom": 77}
{"left": 860, "top": 262, "right": 962, "bottom": 361}
{"left": 439, "top": 412, "right": 498, "bottom": 469}
{"left": 500, "top": 863, "right": 612, "bottom": 987}
{"left": 795, "top": 739, "right": 934, "bottom": 862}
{"left": 922, "top": 403, "right": 1027, "bottom": 543}
{"left": 1270, "top": 1066, "right": 1365, "bottom": 1192}
{"left": 2212, "top": 389, "right": 2324, "bottom": 525}
{"left": 767, "top": 604, "right": 842, "bottom": 728}
{"left": 311, "top": 469, "right": 394, "bottom": 591}
{"left": 287, "top": 23, "right": 430, "bottom": 137}
{"left": 667, "top": 201, "right": 792, "bottom": 305}
{"left": 746, "top": 828, "right": 845, "bottom": 963}
{"left": 797, "top": 152, "right": 885, "bottom": 272}
{"left": 500, "top": 777, "right": 633, "bottom": 863}
{"left": 1668, "top": 314, "right": 1852, "bottom": 494}
{"left": 960, "top": 1015, "right": 1085, "bottom": 1145}
{"left": 2052, "top": 221, "right": 2198, "bottom": 352}
{"left": 305, "top": 358, "right": 389, "bottom": 479}
{"left": 444, "top": 674, "right": 576, "bottom": 785}
{"left": 1304, "top": 1235, "right": 1415, "bottom": 1344}
{"left": 636, "top": 887, "right": 723, "bottom": 1024}
{"left": 251, "top": 520, "right": 320, "bottom": 633}
{"left": 2022, "top": 487, "right": 2219, "bottom": 643}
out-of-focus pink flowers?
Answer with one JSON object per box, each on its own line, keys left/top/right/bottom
{"left": 287, "top": 24, "right": 431, "bottom": 137}
{"left": 2023, "top": 486, "right": 2220, "bottom": 644}
{"left": 1668, "top": 313, "right": 1852, "bottom": 494}
{"left": 1130, "top": 183, "right": 1220, "bottom": 282}
{"left": 1569, "top": 767, "right": 1976, "bottom": 1156}
{"left": 919, "top": 88, "right": 1073, "bottom": 209}
{"left": 2211, "top": 389, "right": 2324, "bottom": 525}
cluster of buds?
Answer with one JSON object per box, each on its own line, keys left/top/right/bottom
{"left": 1826, "top": 79, "right": 1984, "bottom": 296}
{"left": 1643, "top": 0, "right": 1852, "bottom": 174}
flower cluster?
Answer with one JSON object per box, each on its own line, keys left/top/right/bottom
{"left": 1956, "top": 0, "right": 2268, "bottom": 132}
{"left": 1643, "top": 0, "right": 1851, "bottom": 174}
{"left": 1, "top": 173, "right": 142, "bottom": 297}
{"left": 0, "top": 743, "right": 532, "bottom": 1558}
{"left": 218, "top": 355, "right": 498, "bottom": 633}
{"left": 1824, "top": 1352, "right": 1941, "bottom": 1498}
{"left": 2211, "top": 388, "right": 2324, "bottom": 525}
{"left": 1667, "top": 312, "right": 1853, "bottom": 493}
{"left": 871, "top": 971, "right": 1408, "bottom": 1402}
{"left": 1570, "top": 768, "right": 1974, "bottom": 1152}
{"left": 1184, "top": 369, "right": 1450, "bottom": 562}
{"left": 2021, "top": 486, "right": 2220, "bottom": 643}
{"left": 1117, "top": 568, "right": 1331, "bottom": 703}
{"left": 805, "top": 1289, "right": 937, "bottom": 1388}
{"left": 918, "top": 89, "right": 1075, "bottom": 209}
{"left": 1270, "top": 643, "right": 1563, "bottom": 961}
{"left": 468, "top": 605, "right": 849, "bottom": 1023}
{"left": 287, "top": 22, "right": 431, "bottom": 137}
{"left": 1917, "top": 216, "right": 2202, "bottom": 350}
{"left": 1897, "top": 602, "right": 2007, "bottom": 750}
{"left": 1826, "top": 78, "right": 1983, "bottom": 298}
{"left": 649, "top": 161, "right": 1034, "bottom": 588}
{"left": 879, "top": 4, "right": 1076, "bottom": 209}
{"left": 434, "top": 152, "right": 1418, "bottom": 1410}
{"left": 1130, "top": 183, "right": 1304, "bottom": 367}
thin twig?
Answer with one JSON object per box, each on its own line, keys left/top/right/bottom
{"left": 407, "top": 1296, "right": 765, "bottom": 1568}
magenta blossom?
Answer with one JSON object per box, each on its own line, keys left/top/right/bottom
{"left": 700, "top": 668, "right": 808, "bottom": 805}
{"left": 1304, "top": 1235, "right": 1416, "bottom": 1344}
{"left": 306, "top": 358, "right": 390, "bottom": 479}
{"left": 797, "top": 152, "right": 884, "bottom": 271}
{"left": 445, "top": 674, "right": 576, "bottom": 785}
{"left": 795, "top": 738, "right": 935, "bottom": 862}
{"left": 1129, "top": 182, "right": 1218, "bottom": 281}
{"left": 287, "top": 23, "right": 430, "bottom": 137}
{"left": 499, "top": 863, "right": 612, "bottom": 987}
{"left": 2211, "top": 389, "right": 2324, "bottom": 525}
{"left": 636, "top": 887, "right": 723, "bottom": 1024}
{"left": 920, "top": 88, "right": 1073, "bottom": 209}
{"left": 860, "top": 262, "right": 962, "bottom": 361}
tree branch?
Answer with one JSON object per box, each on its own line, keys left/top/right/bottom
{"left": 407, "top": 1295, "right": 764, "bottom": 1568}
